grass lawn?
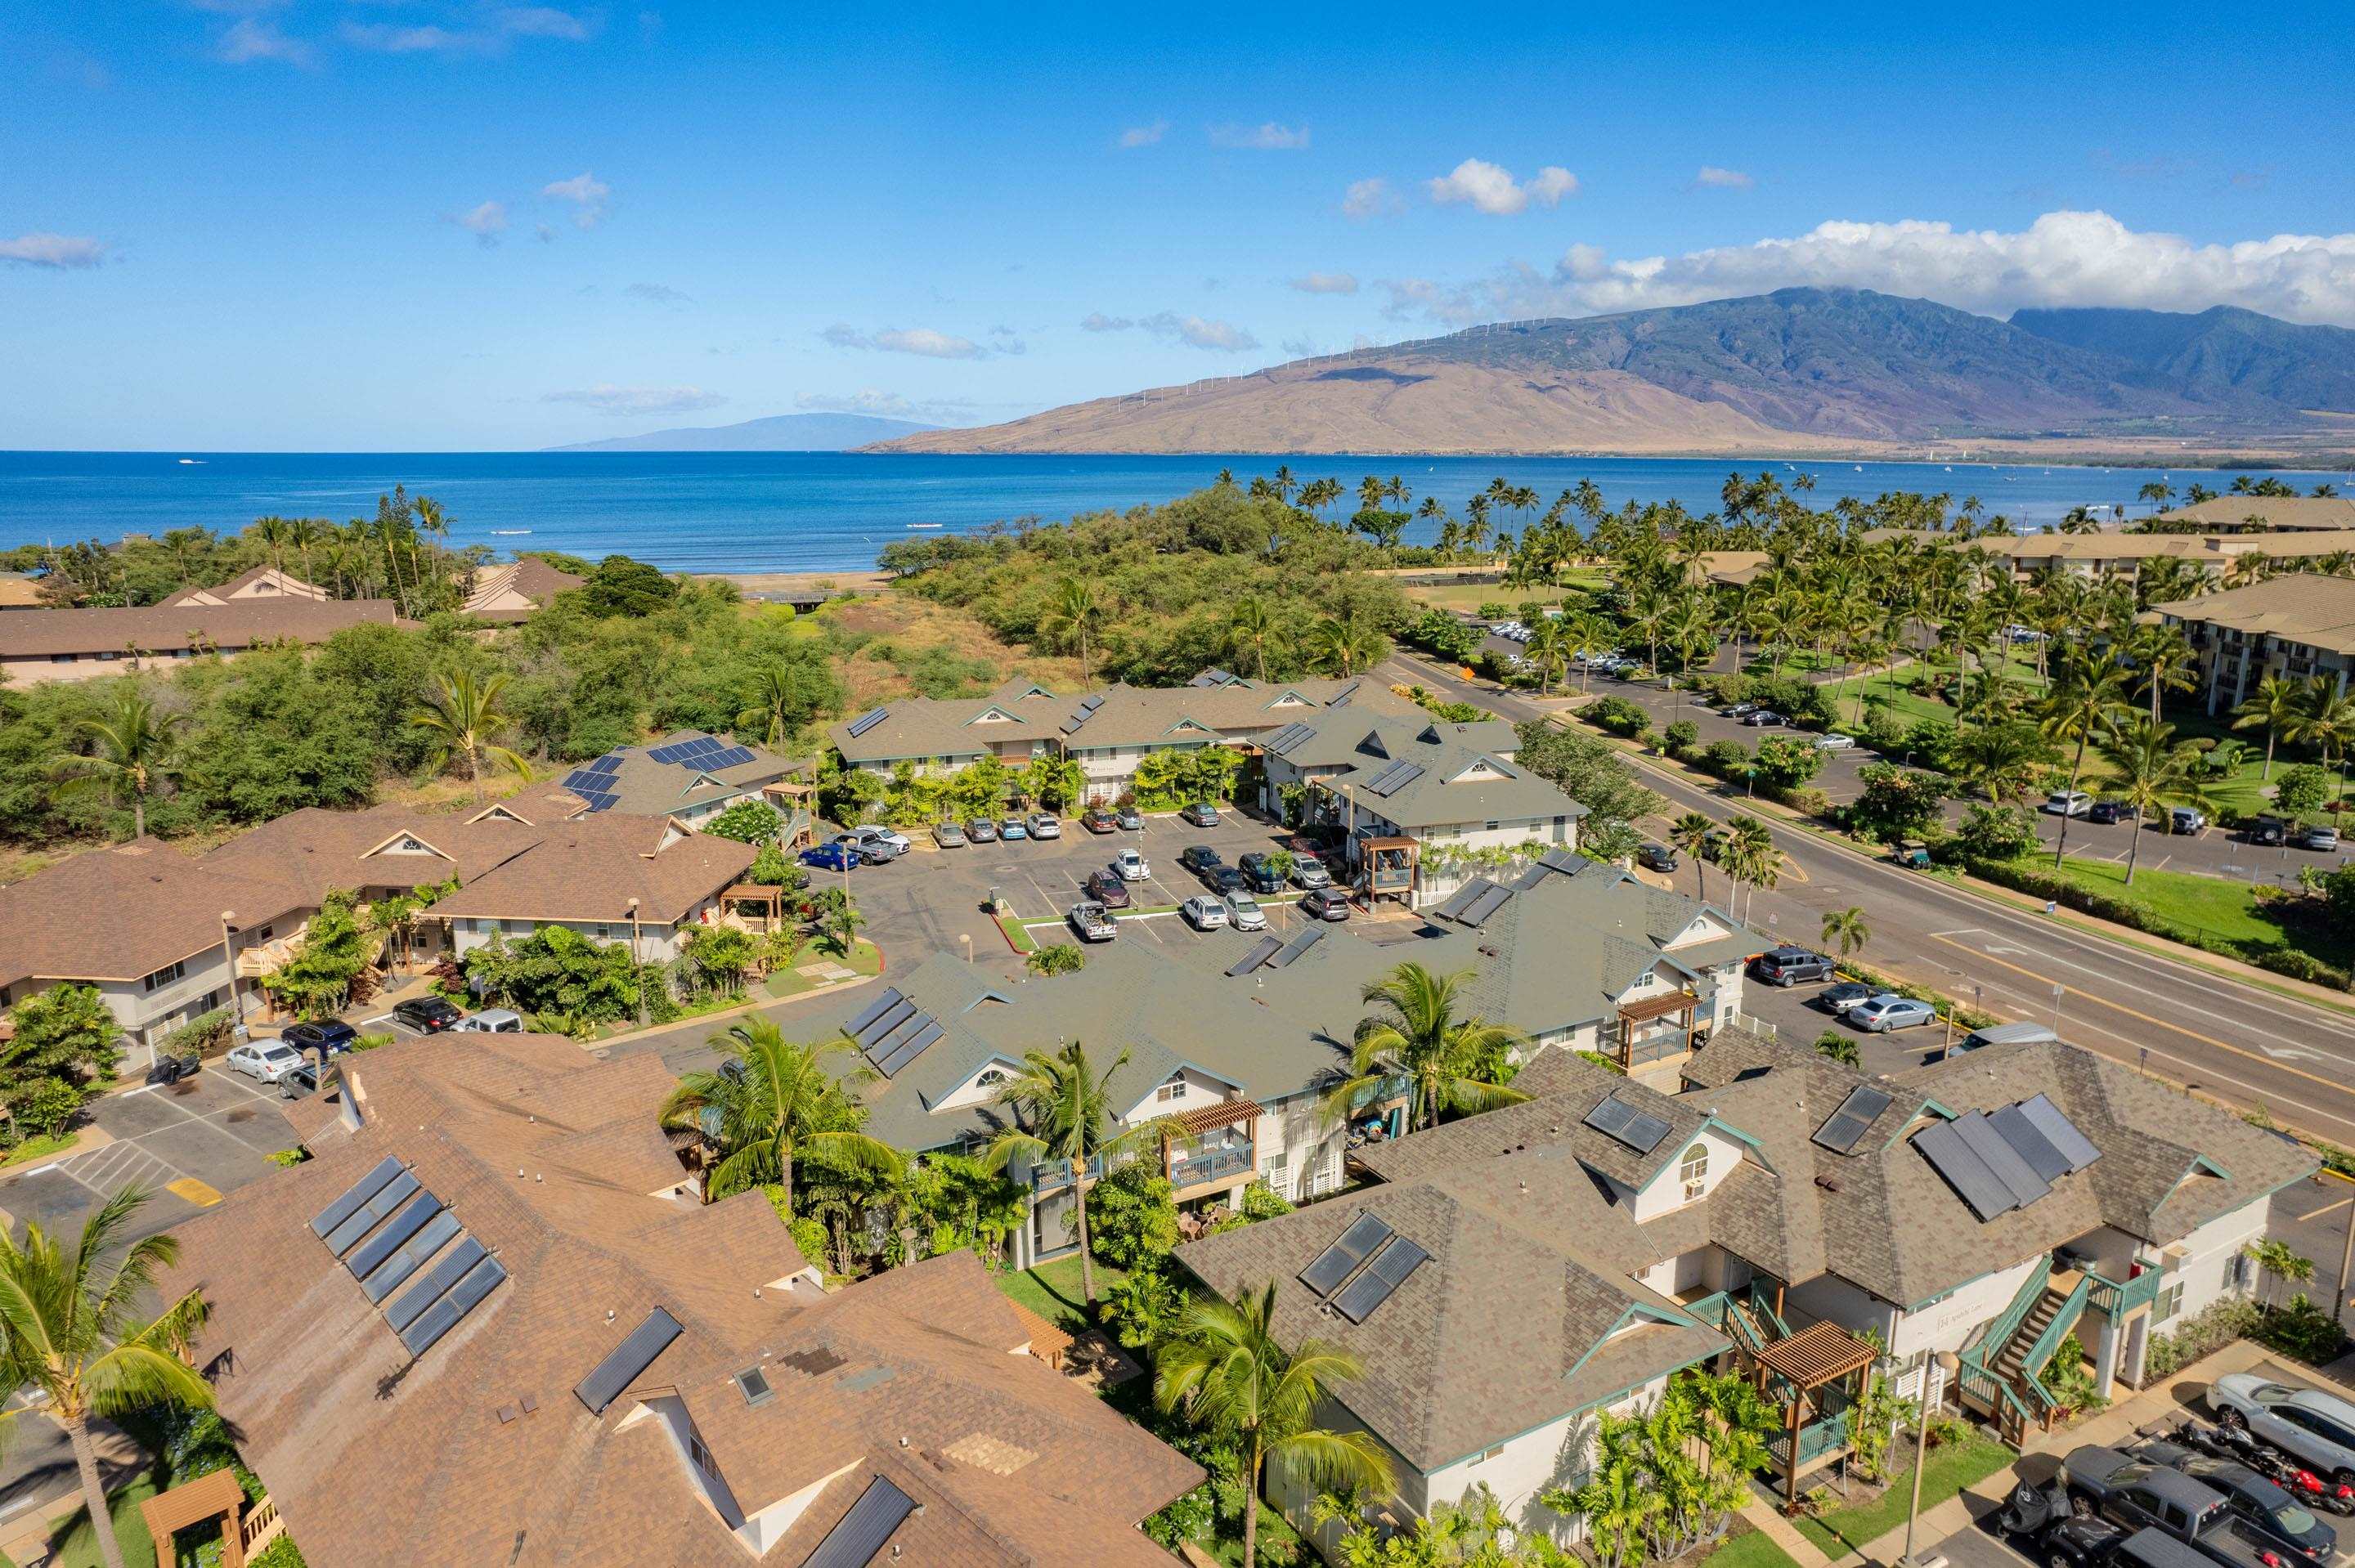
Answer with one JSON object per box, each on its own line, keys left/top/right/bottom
{"left": 1792, "top": 1434, "right": 2014, "bottom": 1557}
{"left": 760, "top": 936, "right": 884, "bottom": 997}
{"left": 2021, "top": 854, "right": 2351, "bottom": 965}
{"left": 48, "top": 1476, "right": 160, "bottom": 1568}
{"left": 1, "top": 1130, "right": 83, "bottom": 1169}
{"left": 990, "top": 1254, "right": 1126, "bottom": 1334}
{"left": 1703, "top": 1521, "right": 1804, "bottom": 1568}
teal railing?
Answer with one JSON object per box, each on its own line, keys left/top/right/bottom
{"left": 1747, "top": 1279, "right": 1791, "bottom": 1339}
{"left": 2085, "top": 1267, "right": 2162, "bottom": 1318}
{"left": 2016, "top": 1274, "right": 2095, "bottom": 1421}
{"left": 1683, "top": 1290, "right": 1732, "bottom": 1330}
{"left": 1954, "top": 1359, "right": 2038, "bottom": 1436}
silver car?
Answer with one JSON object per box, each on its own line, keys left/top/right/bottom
{"left": 1179, "top": 895, "right": 1229, "bottom": 931}
{"left": 1028, "top": 813, "right": 1063, "bottom": 840}
{"left": 2212, "top": 1373, "right": 2355, "bottom": 1485}
{"left": 1222, "top": 892, "right": 1267, "bottom": 931}
{"left": 228, "top": 1041, "right": 304, "bottom": 1082}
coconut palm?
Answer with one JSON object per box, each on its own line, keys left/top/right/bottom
{"left": 1726, "top": 815, "right": 1777, "bottom": 921}
{"left": 1229, "top": 594, "right": 1281, "bottom": 681}
{"left": 657, "top": 1019, "right": 899, "bottom": 1210}
{"left": 1311, "top": 616, "right": 1386, "bottom": 678}
{"left": 0, "top": 1186, "right": 213, "bottom": 1568}
{"left": 1155, "top": 1283, "right": 1395, "bottom": 1568}
{"left": 2096, "top": 716, "right": 2214, "bottom": 885}
{"left": 409, "top": 668, "right": 531, "bottom": 802}
{"left": 1044, "top": 576, "right": 1106, "bottom": 684}
{"left": 52, "top": 684, "right": 184, "bottom": 840}
{"left": 2038, "top": 656, "right": 2130, "bottom": 865}
{"left": 735, "top": 663, "right": 805, "bottom": 749}
{"left": 2126, "top": 623, "right": 2199, "bottom": 724}
{"left": 1325, "top": 961, "right": 1529, "bottom": 1133}
{"left": 1670, "top": 812, "right": 1714, "bottom": 903}
{"left": 1523, "top": 615, "right": 1572, "bottom": 696}
{"left": 2233, "top": 674, "right": 2307, "bottom": 782}
{"left": 982, "top": 1040, "right": 1160, "bottom": 1307}
{"left": 1951, "top": 721, "right": 2051, "bottom": 805}
{"left": 2293, "top": 678, "right": 2355, "bottom": 828}
{"left": 1821, "top": 906, "right": 1870, "bottom": 958}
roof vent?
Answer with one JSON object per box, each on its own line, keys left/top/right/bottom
{"left": 1815, "top": 1174, "right": 1843, "bottom": 1194}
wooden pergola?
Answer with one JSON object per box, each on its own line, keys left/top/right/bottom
{"left": 722, "top": 884, "right": 786, "bottom": 932}
{"left": 1755, "top": 1321, "right": 1881, "bottom": 1514}
{"left": 139, "top": 1467, "right": 250, "bottom": 1568}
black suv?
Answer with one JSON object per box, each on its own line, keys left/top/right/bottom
{"left": 1751, "top": 948, "right": 1835, "bottom": 986}
{"left": 2249, "top": 815, "right": 2289, "bottom": 847}
{"left": 392, "top": 996, "right": 462, "bottom": 1033}
{"left": 1178, "top": 844, "right": 1225, "bottom": 877}
{"left": 282, "top": 1019, "right": 359, "bottom": 1057}
{"left": 1238, "top": 852, "right": 1286, "bottom": 894}
{"left": 1636, "top": 843, "right": 1678, "bottom": 872}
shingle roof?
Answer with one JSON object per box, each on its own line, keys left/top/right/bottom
{"left": 1281, "top": 711, "right": 1585, "bottom": 831}
{"left": 0, "top": 839, "right": 308, "bottom": 987}
{"left": 0, "top": 597, "right": 401, "bottom": 658}
{"left": 433, "top": 816, "right": 756, "bottom": 925}
{"left": 826, "top": 678, "right": 1071, "bottom": 763}
{"left": 2153, "top": 574, "right": 2355, "bottom": 655}
{"left": 2157, "top": 497, "right": 2355, "bottom": 532}
{"left": 517, "top": 731, "right": 802, "bottom": 820}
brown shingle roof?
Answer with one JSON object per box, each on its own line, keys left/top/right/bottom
{"left": 433, "top": 817, "right": 755, "bottom": 924}
{"left": 2153, "top": 573, "right": 2355, "bottom": 655}
{"left": 0, "top": 839, "right": 302, "bottom": 987}
{"left": 0, "top": 597, "right": 398, "bottom": 657}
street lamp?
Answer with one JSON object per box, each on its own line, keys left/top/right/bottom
{"left": 627, "top": 897, "right": 646, "bottom": 1028}
{"left": 218, "top": 911, "right": 247, "bottom": 1040}
{"left": 1898, "top": 1350, "right": 1963, "bottom": 1568}
{"left": 959, "top": 933, "right": 971, "bottom": 967}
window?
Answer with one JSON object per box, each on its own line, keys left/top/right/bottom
{"left": 2154, "top": 1281, "right": 2184, "bottom": 1324}
{"left": 977, "top": 1068, "right": 1006, "bottom": 1088}
{"left": 1155, "top": 1073, "right": 1189, "bottom": 1104}
{"left": 1469, "top": 1445, "right": 1505, "bottom": 1466}
{"left": 687, "top": 1425, "right": 717, "bottom": 1477}
{"left": 141, "top": 959, "right": 186, "bottom": 993}
{"left": 1679, "top": 1143, "right": 1709, "bottom": 1201}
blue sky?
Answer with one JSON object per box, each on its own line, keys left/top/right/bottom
{"left": 4, "top": 2, "right": 2352, "bottom": 450}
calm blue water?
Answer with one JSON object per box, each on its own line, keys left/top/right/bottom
{"left": 3, "top": 450, "right": 2349, "bottom": 574}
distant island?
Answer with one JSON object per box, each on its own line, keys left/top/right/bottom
{"left": 546, "top": 411, "right": 940, "bottom": 453}
{"left": 864, "top": 289, "right": 2355, "bottom": 463}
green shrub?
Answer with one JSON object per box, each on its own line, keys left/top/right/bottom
{"left": 1956, "top": 803, "right": 2039, "bottom": 862}
{"left": 161, "top": 1007, "right": 233, "bottom": 1059}
{"left": 2256, "top": 1293, "right": 2351, "bottom": 1364}
{"left": 2277, "top": 764, "right": 2333, "bottom": 816}
{"left": 1087, "top": 1159, "right": 1180, "bottom": 1270}
{"left": 1700, "top": 739, "right": 1752, "bottom": 777}
{"left": 1586, "top": 696, "right": 1650, "bottom": 735}
{"left": 2144, "top": 1297, "right": 2263, "bottom": 1379}
{"left": 1662, "top": 720, "right": 1699, "bottom": 757}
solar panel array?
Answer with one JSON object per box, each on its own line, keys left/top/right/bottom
{"left": 1330, "top": 678, "right": 1361, "bottom": 708}
{"left": 1334, "top": 1235, "right": 1429, "bottom": 1323}
{"left": 1266, "top": 925, "right": 1326, "bottom": 969}
{"left": 1261, "top": 721, "right": 1317, "bottom": 757}
{"left": 1584, "top": 1093, "right": 1673, "bottom": 1155}
{"left": 1456, "top": 881, "right": 1515, "bottom": 929}
{"left": 846, "top": 707, "right": 890, "bottom": 739}
{"left": 1226, "top": 934, "right": 1283, "bottom": 977}
{"left": 1361, "top": 760, "right": 1426, "bottom": 798}
{"left": 805, "top": 1476, "right": 919, "bottom": 1568}
{"left": 1913, "top": 1093, "right": 2100, "bottom": 1222}
{"left": 647, "top": 734, "right": 759, "bottom": 773}
{"left": 307, "top": 1156, "right": 506, "bottom": 1360}
{"left": 1299, "top": 1212, "right": 1393, "bottom": 1295}
{"left": 1296, "top": 1211, "right": 1427, "bottom": 1324}
{"left": 845, "top": 986, "right": 945, "bottom": 1077}
{"left": 1811, "top": 1086, "right": 1895, "bottom": 1154}
{"left": 561, "top": 753, "right": 626, "bottom": 812}
{"left": 575, "top": 1307, "right": 685, "bottom": 1415}
{"left": 1188, "top": 668, "right": 1236, "bottom": 688}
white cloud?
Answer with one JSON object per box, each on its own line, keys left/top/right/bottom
{"left": 215, "top": 17, "right": 314, "bottom": 66}
{"left": 1290, "top": 271, "right": 1359, "bottom": 295}
{"left": 1374, "top": 209, "right": 2355, "bottom": 329}
{"left": 0, "top": 232, "right": 106, "bottom": 269}
{"left": 1081, "top": 312, "right": 1132, "bottom": 332}
{"left": 1342, "top": 177, "right": 1401, "bottom": 221}
{"left": 449, "top": 200, "right": 508, "bottom": 246}
{"left": 343, "top": 21, "right": 467, "bottom": 52}
{"left": 543, "top": 384, "right": 724, "bottom": 416}
{"left": 822, "top": 325, "right": 993, "bottom": 359}
{"left": 1426, "top": 159, "right": 1578, "bottom": 216}
{"left": 1086, "top": 311, "right": 1259, "bottom": 352}
{"left": 1210, "top": 122, "right": 1309, "bottom": 150}
{"left": 1280, "top": 335, "right": 1321, "bottom": 357}
{"left": 796, "top": 389, "right": 917, "bottom": 417}
{"left": 1693, "top": 165, "right": 1755, "bottom": 190}
{"left": 625, "top": 281, "right": 690, "bottom": 305}
{"left": 543, "top": 171, "right": 611, "bottom": 227}
{"left": 495, "top": 7, "right": 593, "bottom": 40}
{"left": 1119, "top": 120, "right": 1168, "bottom": 148}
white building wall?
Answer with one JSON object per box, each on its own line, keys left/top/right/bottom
{"left": 2166, "top": 1198, "right": 2271, "bottom": 1323}
{"left": 1628, "top": 1128, "right": 1747, "bottom": 1225}
{"left": 1254, "top": 1090, "right": 1348, "bottom": 1203}
{"left": 451, "top": 915, "right": 694, "bottom": 963}
{"left": 1889, "top": 1256, "right": 2045, "bottom": 1359}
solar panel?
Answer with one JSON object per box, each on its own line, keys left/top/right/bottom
{"left": 855, "top": 997, "right": 917, "bottom": 1049}
{"left": 386, "top": 1235, "right": 488, "bottom": 1333}
{"left": 1954, "top": 1110, "right": 2052, "bottom": 1208}
{"left": 1812, "top": 1086, "right": 1895, "bottom": 1155}
{"left": 1226, "top": 935, "right": 1283, "bottom": 977}
{"left": 845, "top": 707, "right": 889, "bottom": 739}
{"left": 575, "top": 1306, "right": 684, "bottom": 1415}
{"left": 1538, "top": 848, "right": 1581, "bottom": 874}
{"left": 645, "top": 741, "right": 692, "bottom": 764}
{"left": 1362, "top": 760, "right": 1426, "bottom": 798}
{"left": 1513, "top": 859, "right": 1555, "bottom": 892}
{"left": 703, "top": 745, "right": 757, "bottom": 770}
{"left": 1458, "top": 882, "right": 1515, "bottom": 928}
{"left": 1079, "top": 693, "right": 1106, "bottom": 712}
{"left": 1262, "top": 721, "right": 1317, "bottom": 756}
{"left": 846, "top": 987, "right": 905, "bottom": 1037}
{"left": 1299, "top": 1212, "right": 1395, "bottom": 1296}
{"left": 323, "top": 1169, "right": 421, "bottom": 1256}
{"left": 397, "top": 1253, "right": 506, "bottom": 1357}
{"left": 580, "top": 753, "right": 622, "bottom": 777}
{"left": 1584, "top": 1094, "right": 1673, "bottom": 1155}
{"left": 311, "top": 1156, "right": 405, "bottom": 1238}
{"left": 872, "top": 1019, "right": 944, "bottom": 1077}
{"left": 575, "top": 790, "right": 620, "bottom": 813}
{"left": 1914, "top": 1119, "right": 2020, "bottom": 1221}
{"left": 805, "top": 1476, "right": 918, "bottom": 1568}
{"left": 1267, "top": 926, "right": 1326, "bottom": 969}
{"left": 345, "top": 1190, "right": 445, "bottom": 1279}
{"left": 563, "top": 768, "right": 608, "bottom": 791}
{"left": 1429, "top": 881, "right": 1487, "bottom": 922}
{"left": 361, "top": 1210, "right": 462, "bottom": 1304}
{"left": 1334, "top": 1235, "right": 1429, "bottom": 1323}
{"left": 1988, "top": 1103, "right": 2071, "bottom": 1184}
{"left": 2016, "top": 1094, "right": 2101, "bottom": 1173}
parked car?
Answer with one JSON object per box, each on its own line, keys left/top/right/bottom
{"left": 998, "top": 816, "right": 1029, "bottom": 840}
{"left": 834, "top": 831, "right": 899, "bottom": 863}
{"left": 1741, "top": 710, "right": 1783, "bottom": 727}
{"left": 2003, "top": 1480, "right": 2218, "bottom": 1568}
{"left": 283, "top": 1019, "right": 359, "bottom": 1057}
{"left": 1081, "top": 807, "right": 1119, "bottom": 834}
{"left": 2171, "top": 807, "right": 2209, "bottom": 836}
{"left": 1026, "top": 813, "right": 1061, "bottom": 840}
{"left": 2133, "top": 1441, "right": 2338, "bottom": 1567}
{"left": 451, "top": 1007, "right": 524, "bottom": 1033}
{"left": 1204, "top": 865, "right": 1251, "bottom": 896}
{"left": 1723, "top": 701, "right": 1760, "bottom": 718}
{"left": 2061, "top": 1445, "right": 2289, "bottom": 1568}
{"left": 2090, "top": 800, "right": 2137, "bottom": 825}
{"left": 1302, "top": 887, "right": 1351, "bottom": 921}
{"left": 1115, "top": 806, "right": 1145, "bottom": 831}
{"left": 1083, "top": 870, "right": 1132, "bottom": 909}
{"left": 1067, "top": 901, "right": 1119, "bottom": 943}
{"left": 1180, "top": 801, "right": 1222, "bottom": 827}
{"left": 854, "top": 825, "right": 912, "bottom": 853}
{"left": 2044, "top": 790, "right": 2095, "bottom": 818}
{"left": 145, "top": 1052, "right": 201, "bottom": 1087}
{"left": 2298, "top": 825, "right": 2341, "bottom": 851}
{"left": 801, "top": 843, "right": 862, "bottom": 873}
{"left": 2211, "top": 1374, "right": 2355, "bottom": 1487}
{"left": 392, "top": 996, "right": 462, "bottom": 1033}
{"left": 1222, "top": 892, "right": 1267, "bottom": 931}
{"left": 1238, "top": 852, "right": 1287, "bottom": 894}
{"left": 1178, "top": 844, "right": 1224, "bottom": 877}
{"left": 1945, "top": 1020, "right": 2060, "bottom": 1059}
{"left": 966, "top": 817, "right": 1000, "bottom": 844}
{"left": 228, "top": 1040, "right": 305, "bottom": 1083}
{"left": 2249, "top": 816, "right": 2290, "bottom": 847}
{"left": 280, "top": 1062, "right": 323, "bottom": 1101}
{"left": 1816, "top": 981, "right": 1876, "bottom": 1015}
{"left": 1179, "top": 895, "right": 1229, "bottom": 931}
{"left": 1850, "top": 994, "right": 1937, "bottom": 1033}
{"left": 1814, "top": 732, "right": 1857, "bottom": 750}
{"left": 1751, "top": 948, "right": 1835, "bottom": 986}
{"left": 1113, "top": 848, "right": 1151, "bottom": 881}
{"left": 933, "top": 820, "right": 968, "bottom": 849}
{"left": 1636, "top": 842, "right": 1679, "bottom": 872}
{"left": 1290, "top": 856, "right": 1334, "bottom": 890}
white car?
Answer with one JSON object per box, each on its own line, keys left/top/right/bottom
{"left": 227, "top": 1041, "right": 304, "bottom": 1083}
{"left": 1849, "top": 995, "right": 1937, "bottom": 1033}
{"left": 451, "top": 1007, "right": 524, "bottom": 1033}
{"left": 855, "top": 825, "right": 912, "bottom": 852}
{"left": 1113, "top": 849, "right": 1151, "bottom": 882}
{"left": 1222, "top": 892, "right": 1267, "bottom": 932}
{"left": 1814, "top": 733, "right": 1857, "bottom": 750}
{"left": 2211, "top": 1373, "right": 2355, "bottom": 1485}
{"left": 1028, "top": 813, "right": 1062, "bottom": 840}
{"left": 1179, "top": 895, "right": 1229, "bottom": 931}
{"left": 2041, "top": 791, "right": 2093, "bottom": 818}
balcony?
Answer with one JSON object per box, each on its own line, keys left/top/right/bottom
{"left": 1616, "top": 990, "right": 1702, "bottom": 1068}
{"left": 1169, "top": 1142, "right": 1254, "bottom": 1191}
{"left": 2085, "top": 1266, "right": 2164, "bottom": 1318}
{"left": 1161, "top": 1098, "right": 1264, "bottom": 1198}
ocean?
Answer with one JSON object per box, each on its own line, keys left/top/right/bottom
{"left": 4, "top": 450, "right": 2351, "bottom": 575}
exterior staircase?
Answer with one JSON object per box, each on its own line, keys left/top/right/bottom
{"left": 1958, "top": 1265, "right": 2094, "bottom": 1440}
{"left": 1993, "top": 1286, "right": 2072, "bottom": 1383}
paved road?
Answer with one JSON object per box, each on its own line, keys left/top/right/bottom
{"left": 1384, "top": 650, "right": 2355, "bottom": 1148}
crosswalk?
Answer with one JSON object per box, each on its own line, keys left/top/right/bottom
{"left": 48, "top": 1137, "right": 186, "bottom": 1202}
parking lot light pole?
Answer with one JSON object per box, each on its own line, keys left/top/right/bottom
{"left": 219, "top": 910, "right": 247, "bottom": 1040}
{"left": 628, "top": 897, "right": 647, "bottom": 1028}
{"left": 1899, "top": 1351, "right": 1962, "bottom": 1568}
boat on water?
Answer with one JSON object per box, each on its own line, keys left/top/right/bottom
{"left": 490, "top": 529, "right": 531, "bottom": 535}
{"left": 904, "top": 522, "right": 943, "bottom": 530}
{"left": 177, "top": 458, "right": 204, "bottom": 465}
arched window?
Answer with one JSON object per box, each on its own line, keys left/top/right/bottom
{"left": 1680, "top": 1142, "right": 1709, "bottom": 1200}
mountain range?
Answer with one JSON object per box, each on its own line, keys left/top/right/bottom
{"left": 547, "top": 411, "right": 938, "bottom": 452}
{"left": 868, "top": 289, "right": 2355, "bottom": 458}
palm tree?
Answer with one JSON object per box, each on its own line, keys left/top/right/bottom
{"left": 409, "top": 669, "right": 531, "bottom": 802}
{"left": 736, "top": 663, "right": 804, "bottom": 748}
{"left": 657, "top": 1019, "right": 899, "bottom": 1210}
{"left": 285, "top": 514, "right": 324, "bottom": 590}
{"left": 1312, "top": 616, "right": 1385, "bottom": 677}
{"left": 1229, "top": 595, "right": 1281, "bottom": 681}
{"left": 252, "top": 513, "right": 290, "bottom": 574}
{"left": 983, "top": 1040, "right": 1159, "bottom": 1307}
{"left": 1155, "top": 1283, "right": 1394, "bottom": 1568}
{"left": 2233, "top": 674, "right": 2306, "bottom": 782}
{"left": 1324, "top": 962, "right": 1528, "bottom": 1134}
{"left": 2242, "top": 1239, "right": 2315, "bottom": 1314}
{"left": 2127, "top": 623, "right": 2199, "bottom": 724}
{"left": 1727, "top": 816, "right": 1777, "bottom": 921}
{"left": 2096, "top": 717, "right": 2214, "bottom": 885}
{"left": 0, "top": 1187, "right": 213, "bottom": 1568}
{"left": 2039, "top": 656, "right": 2129, "bottom": 866}
{"left": 1951, "top": 722, "right": 2048, "bottom": 805}
{"left": 1047, "top": 576, "right": 1105, "bottom": 683}
{"left": 1653, "top": 812, "right": 1702, "bottom": 898}
{"left": 1820, "top": 906, "right": 1869, "bottom": 959}
{"left": 53, "top": 684, "right": 184, "bottom": 840}
{"left": 1523, "top": 616, "right": 1572, "bottom": 696}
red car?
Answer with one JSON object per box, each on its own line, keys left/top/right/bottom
{"left": 1083, "top": 870, "right": 1133, "bottom": 909}
{"left": 1081, "top": 808, "right": 1119, "bottom": 834}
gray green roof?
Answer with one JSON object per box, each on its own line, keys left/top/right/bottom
{"left": 1279, "top": 712, "right": 1586, "bottom": 831}
{"left": 828, "top": 679, "right": 1070, "bottom": 765}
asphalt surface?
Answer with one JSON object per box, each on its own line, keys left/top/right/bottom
{"left": 1383, "top": 649, "right": 2355, "bottom": 1148}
